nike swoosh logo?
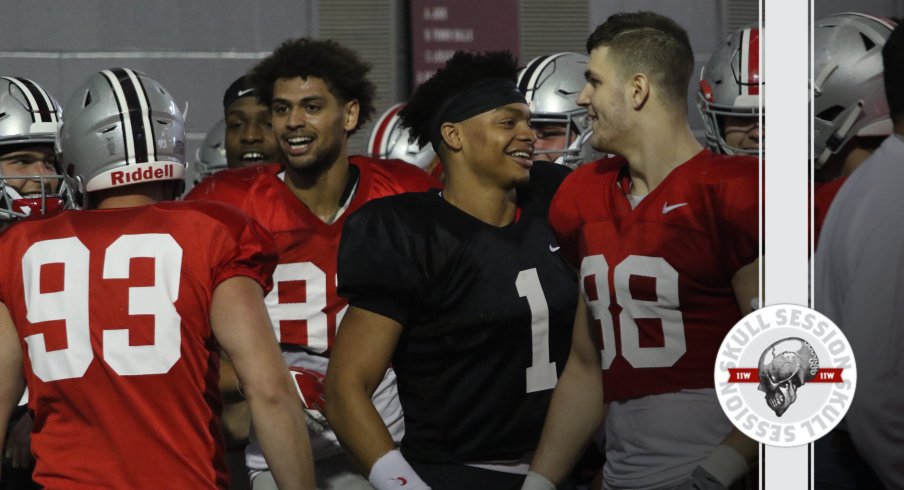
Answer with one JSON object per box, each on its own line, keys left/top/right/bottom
{"left": 237, "top": 88, "right": 254, "bottom": 97}
{"left": 549, "top": 244, "right": 561, "bottom": 252}
{"left": 661, "top": 202, "right": 688, "bottom": 214}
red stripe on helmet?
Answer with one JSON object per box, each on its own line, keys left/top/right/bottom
{"left": 747, "top": 28, "right": 760, "bottom": 96}
{"left": 370, "top": 104, "right": 404, "bottom": 156}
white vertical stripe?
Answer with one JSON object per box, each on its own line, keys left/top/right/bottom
{"left": 764, "top": 0, "right": 810, "bottom": 486}
{"left": 739, "top": 29, "right": 751, "bottom": 97}
{"left": 527, "top": 56, "right": 553, "bottom": 99}
{"left": 123, "top": 68, "right": 156, "bottom": 160}
{"left": 28, "top": 79, "right": 59, "bottom": 123}
{"left": 101, "top": 69, "right": 136, "bottom": 165}
{"left": 4, "top": 77, "right": 42, "bottom": 123}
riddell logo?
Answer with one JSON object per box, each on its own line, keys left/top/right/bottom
{"left": 110, "top": 164, "right": 175, "bottom": 185}
{"left": 715, "top": 304, "right": 856, "bottom": 447}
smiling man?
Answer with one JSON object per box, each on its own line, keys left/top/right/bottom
{"left": 222, "top": 76, "right": 281, "bottom": 169}
{"left": 522, "top": 11, "right": 760, "bottom": 490}
{"left": 326, "top": 50, "right": 576, "bottom": 490}
{"left": 186, "top": 37, "right": 439, "bottom": 490}
{"left": 0, "top": 77, "right": 71, "bottom": 226}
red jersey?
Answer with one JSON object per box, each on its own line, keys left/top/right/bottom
{"left": 185, "top": 156, "right": 440, "bottom": 353}
{"left": 550, "top": 150, "right": 759, "bottom": 401}
{"left": 814, "top": 177, "right": 846, "bottom": 249}
{"left": 0, "top": 200, "right": 277, "bottom": 489}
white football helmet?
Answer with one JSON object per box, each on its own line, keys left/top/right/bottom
{"left": 58, "top": 68, "right": 186, "bottom": 199}
{"left": 366, "top": 103, "right": 436, "bottom": 170}
{"left": 186, "top": 119, "right": 228, "bottom": 190}
{"left": 812, "top": 12, "right": 896, "bottom": 169}
{"left": 0, "top": 76, "right": 72, "bottom": 220}
{"left": 697, "top": 26, "right": 763, "bottom": 155}
{"left": 518, "top": 52, "right": 601, "bottom": 167}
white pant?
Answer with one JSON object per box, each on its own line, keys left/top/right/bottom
{"left": 603, "top": 388, "right": 733, "bottom": 490}
{"left": 251, "top": 453, "right": 373, "bottom": 490}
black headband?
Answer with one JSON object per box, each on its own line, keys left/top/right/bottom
{"left": 223, "top": 75, "right": 256, "bottom": 112}
{"left": 429, "top": 78, "right": 527, "bottom": 151}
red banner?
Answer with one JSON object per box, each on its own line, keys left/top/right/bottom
{"left": 727, "top": 368, "right": 844, "bottom": 383}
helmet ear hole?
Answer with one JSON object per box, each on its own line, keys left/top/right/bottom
{"left": 83, "top": 91, "right": 92, "bottom": 108}
{"left": 817, "top": 105, "right": 844, "bottom": 122}
{"left": 860, "top": 33, "right": 876, "bottom": 51}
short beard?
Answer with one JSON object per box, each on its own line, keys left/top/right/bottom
{"left": 288, "top": 140, "right": 343, "bottom": 179}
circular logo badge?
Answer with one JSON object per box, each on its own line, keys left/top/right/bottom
{"left": 714, "top": 304, "right": 857, "bottom": 447}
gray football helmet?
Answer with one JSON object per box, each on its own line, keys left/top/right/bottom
{"left": 813, "top": 13, "right": 896, "bottom": 169}
{"left": 366, "top": 103, "right": 436, "bottom": 170}
{"left": 0, "top": 76, "right": 72, "bottom": 220}
{"left": 697, "top": 26, "right": 763, "bottom": 155}
{"left": 518, "top": 52, "right": 600, "bottom": 167}
{"left": 58, "top": 68, "right": 186, "bottom": 197}
{"left": 186, "top": 118, "right": 228, "bottom": 191}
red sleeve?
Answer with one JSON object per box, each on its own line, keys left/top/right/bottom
{"left": 548, "top": 167, "right": 588, "bottom": 268}
{"left": 204, "top": 204, "right": 278, "bottom": 294}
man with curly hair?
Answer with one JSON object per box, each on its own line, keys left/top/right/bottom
{"left": 186, "top": 38, "right": 439, "bottom": 490}
{"left": 326, "top": 50, "right": 577, "bottom": 490}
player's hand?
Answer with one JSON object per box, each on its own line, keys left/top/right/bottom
{"left": 303, "top": 407, "right": 329, "bottom": 433}
{"left": 4, "top": 411, "right": 34, "bottom": 469}
{"left": 678, "top": 466, "right": 729, "bottom": 490}
{"left": 288, "top": 366, "right": 329, "bottom": 433}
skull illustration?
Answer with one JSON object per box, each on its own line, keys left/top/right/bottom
{"left": 757, "top": 338, "right": 819, "bottom": 417}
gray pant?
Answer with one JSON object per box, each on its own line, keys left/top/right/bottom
{"left": 251, "top": 453, "right": 372, "bottom": 490}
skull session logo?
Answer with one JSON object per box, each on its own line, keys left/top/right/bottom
{"left": 714, "top": 304, "right": 856, "bottom": 447}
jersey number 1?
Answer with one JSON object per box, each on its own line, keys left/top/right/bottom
{"left": 517, "top": 268, "right": 558, "bottom": 393}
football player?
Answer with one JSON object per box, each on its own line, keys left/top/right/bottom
{"left": 521, "top": 12, "right": 759, "bottom": 490}
{"left": 814, "top": 19, "right": 904, "bottom": 490}
{"left": 223, "top": 75, "right": 280, "bottom": 169}
{"left": 185, "top": 38, "right": 440, "bottom": 490}
{"left": 0, "top": 75, "right": 72, "bottom": 490}
{"left": 327, "top": 50, "right": 576, "bottom": 490}
{"left": 812, "top": 13, "right": 896, "bottom": 246}
{"left": 517, "top": 52, "right": 601, "bottom": 167}
{"left": 0, "top": 77, "right": 71, "bottom": 227}
{"left": 185, "top": 119, "right": 228, "bottom": 192}
{"left": 366, "top": 102, "right": 443, "bottom": 179}
{"left": 0, "top": 68, "right": 315, "bottom": 490}
{"left": 697, "top": 26, "right": 763, "bottom": 156}
{"left": 812, "top": 12, "right": 898, "bottom": 490}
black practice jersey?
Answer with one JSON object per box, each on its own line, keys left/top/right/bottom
{"left": 338, "top": 162, "right": 577, "bottom": 463}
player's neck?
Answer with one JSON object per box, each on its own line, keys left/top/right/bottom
{"left": 91, "top": 182, "right": 169, "bottom": 209}
{"left": 623, "top": 120, "right": 702, "bottom": 195}
{"left": 283, "top": 149, "right": 354, "bottom": 223}
{"left": 442, "top": 170, "right": 518, "bottom": 227}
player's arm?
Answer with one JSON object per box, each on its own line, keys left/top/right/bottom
{"left": 683, "top": 257, "right": 762, "bottom": 489}
{"left": 324, "top": 307, "right": 411, "bottom": 477}
{"left": 523, "top": 296, "right": 604, "bottom": 489}
{"left": 211, "top": 276, "right": 315, "bottom": 490}
{"left": 732, "top": 257, "right": 761, "bottom": 315}
{"left": 217, "top": 352, "right": 250, "bottom": 447}
{"left": 0, "top": 302, "right": 26, "bottom": 478}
